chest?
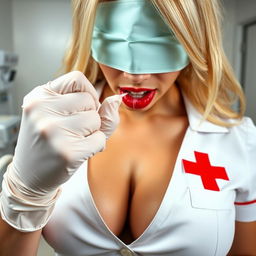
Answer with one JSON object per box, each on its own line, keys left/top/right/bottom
{"left": 44, "top": 126, "right": 243, "bottom": 255}
{"left": 87, "top": 117, "right": 188, "bottom": 242}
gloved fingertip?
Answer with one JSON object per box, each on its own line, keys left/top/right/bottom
{"left": 98, "top": 94, "right": 124, "bottom": 113}
{"left": 104, "top": 94, "right": 123, "bottom": 106}
{"left": 98, "top": 94, "right": 124, "bottom": 139}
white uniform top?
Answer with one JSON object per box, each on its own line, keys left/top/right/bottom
{"left": 43, "top": 96, "right": 256, "bottom": 256}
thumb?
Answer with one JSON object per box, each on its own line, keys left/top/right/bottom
{"left": 98, "top": 94, "right": 123, "bottom": 139}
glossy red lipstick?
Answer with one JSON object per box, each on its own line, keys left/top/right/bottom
{"left": 119, "top": 87, "right": 156, "bottom": 109}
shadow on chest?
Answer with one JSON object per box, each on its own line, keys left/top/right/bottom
{"left": 87, "top": 117, "right": 188, "bottom": 243}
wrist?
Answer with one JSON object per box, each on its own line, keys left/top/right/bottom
{"left": 0, "top": 166, "right": 61, "bottom": 232}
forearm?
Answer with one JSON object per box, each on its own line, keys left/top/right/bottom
{"left": 0, "top": 216, "right": 41, "bottom": 256}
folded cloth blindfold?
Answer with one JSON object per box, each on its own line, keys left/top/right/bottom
{"left": 91, "top": 0, "right": 189, "bottom": 74}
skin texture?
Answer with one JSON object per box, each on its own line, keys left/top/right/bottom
{"left": 88, "top": 64, "right": 189, "bottom": 240}
{"left": 0, "top": 216, "right": 41, "bottom": 256}
{"left": 88, "top": 64, "right": 256, "bottom": 252}
{"left": 0, "top": 65, "right": 255, "bottom": 254}
{"left": 227, "top": 221, "right": 256, "bottom": 255}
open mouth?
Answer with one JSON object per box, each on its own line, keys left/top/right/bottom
{"left": 119, "top": 87, "right": 157, "bottom": 109}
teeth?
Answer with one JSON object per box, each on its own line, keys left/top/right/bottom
{"left": 128, "top": 91, "right": 148, "bottom": 98}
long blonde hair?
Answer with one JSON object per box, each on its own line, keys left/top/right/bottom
{"left": 63, "top": 0, "right": 246, "bottom": 127}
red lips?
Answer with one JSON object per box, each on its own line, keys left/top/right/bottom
{"left": 119, "top": 87, "right": 156, "bottom": 109}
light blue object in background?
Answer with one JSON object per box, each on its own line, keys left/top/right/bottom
{"left": 92, "top": 0, "right": 189, "bottom": 74}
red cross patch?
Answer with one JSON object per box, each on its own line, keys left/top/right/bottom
{"left": 182, "top": 151, "right": 229, "bottom": 191}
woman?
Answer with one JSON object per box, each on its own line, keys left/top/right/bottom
{"left": 1, "top": 0, "right": 256, "bottom": 255}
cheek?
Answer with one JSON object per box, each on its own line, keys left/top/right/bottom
{"left": 154, "top": 72, "right": 181, "bottom": 97}
{"left": 161, "top": 71, "right": 181, "bottom": 82}
{"left": 159, "top": 73, "right": 180, "bottom": 88}
{"left": 99, "top": 65, "right": 122, "bottom": 86}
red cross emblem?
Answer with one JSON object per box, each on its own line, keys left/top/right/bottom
{"left": 182, "top": 151, "right": 229, "bottom": 191}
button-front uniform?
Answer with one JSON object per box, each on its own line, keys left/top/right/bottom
{"left": 120, "top": 248, "right": 134, "bottom": 256}
{"left": 43, "top": 95, "right": 256, "bottom": 256}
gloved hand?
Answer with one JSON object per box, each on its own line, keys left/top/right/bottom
{"left": 0, "top": 71, "right": 122, "bottom": 231}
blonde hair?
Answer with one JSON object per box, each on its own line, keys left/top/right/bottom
{"left": 63, "top": 0, "right": 246, "bottom": 127}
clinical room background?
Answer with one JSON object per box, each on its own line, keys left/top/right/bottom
{"left": 0, "top": 0, "right": 255, "bottom": 255}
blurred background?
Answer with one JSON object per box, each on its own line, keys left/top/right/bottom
{"left": 0, "top": 0, "right": 255, "bottom": 255}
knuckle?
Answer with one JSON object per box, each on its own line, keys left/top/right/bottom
{"left": 70, "top": 71, "right": 88, "bottom": 91}
{"left": 35, "top": 118, "right": 56, "bottom": 139}
{"left": 22, "top": 100, "right": 40, "bottom": 115}
{"left": 93, "top": 111, "right": 102, "bottom": 128}
{"left": 84, "top": 93, "right": 97, "bottom": 110}
{"left": 38, "top": 126, "right": 50, "bottom": 139}
{"left": 22, "top": 103, "right": 33, "bottom": 115}
{"left": 22, "top": 86, "right": 44, "bottom": 114}
{"left": 58, "top": 150, "right": 71, "bottom": 165}
{"left": 85, "top": 111, "right": 102, "bottom": 131}
{"left": 36, "top": 124, "right": 50, "bottom": 139}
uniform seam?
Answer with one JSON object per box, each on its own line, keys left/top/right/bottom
{"left": 214, "top": 211, "right": 219, "bottom": 256}
{"left": 235, "top": 119, "right": 250, "bottom": 203}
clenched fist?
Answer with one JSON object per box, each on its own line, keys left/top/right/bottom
{"left": 0, "top": 71, "right": 122, "bottom": 231}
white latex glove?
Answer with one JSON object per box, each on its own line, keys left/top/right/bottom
{"left": 0, "top": 71, "right": 122, "bottom": 231}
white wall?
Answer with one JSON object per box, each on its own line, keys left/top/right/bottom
{"left": 0, "top": 0, "right": 13, "bottom": 51}
{"left": 11, "top": 0, "right": 72, "bottom": 114}
{"left": 222, "top": 0, "right": 256, "bottom": 121}
{"left": 236, "top": 0, "right": 256, "bottom": 23}
{"left": 0, "top": 0, "right": 14, "bottom": 114}
{"left": 222, "top": 0, "right": 256, "bottom": 77}
{"left": 222, "top": 0, "right": 237, "bottom": 65}
{"left": 235, "top": 1, "right": 256, "bottom": 121}
{"left": 222, "top": 0, "right": 256, "bottom": 65}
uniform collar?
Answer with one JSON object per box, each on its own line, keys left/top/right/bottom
{"left": 183, "top": 94, "right": 229, "bottom": 133}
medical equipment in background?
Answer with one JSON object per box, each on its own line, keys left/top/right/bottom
{"left": 0, "top": 50, "right": 18, "bottom": 90}
{"left": 0, "top": 115, "right": 20, "bottom": 156}
{"left": 0, "top": 49, "right": 18, "bottom": 114}
{"left": 0, "top": 50, "right": 20, "bottom": 188}
{"left": 0, "top": 115, "right": 19, "bottom": 189}
{"left": 0, "top": 154, "right": 13, "bottom": 191}
{"left": 0, "top": 49, "right": 20, "bottom": 156}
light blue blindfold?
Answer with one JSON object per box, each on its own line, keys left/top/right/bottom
{"left": 91, "top": 0, "right": 189, "bottom": 74}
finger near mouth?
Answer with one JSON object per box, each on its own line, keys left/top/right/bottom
{"left": 119, "top": 87, "right": 157, "bottom": 109}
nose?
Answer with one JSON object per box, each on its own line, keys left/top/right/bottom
{"left": 123, "top": 72, "right": 151, "bottom": 84}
